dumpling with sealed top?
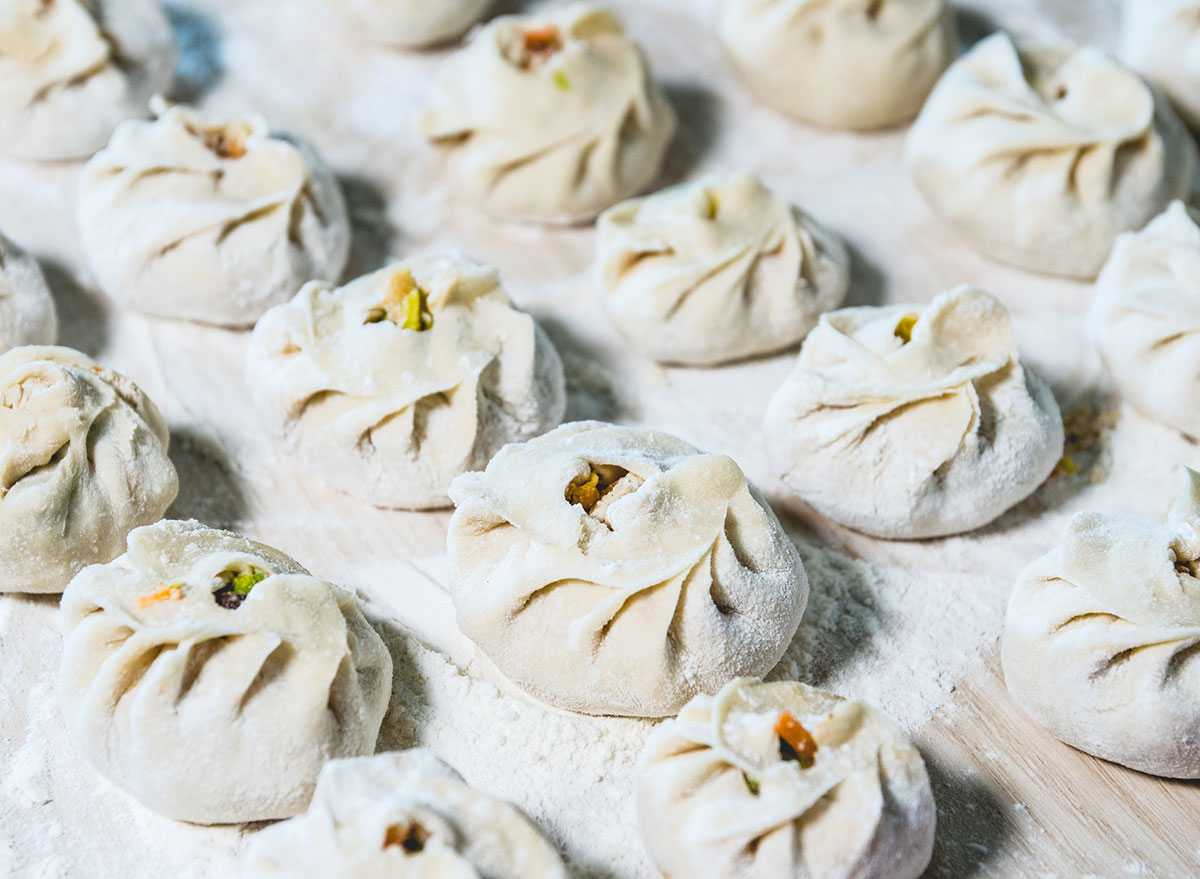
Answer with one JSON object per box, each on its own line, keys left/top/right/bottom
{"left": 1003, "top": 468, "right": 1200, "bottom": 778}
{"left": 246, "top": 255, "right": 565, "bottom": 510}
{"left": 0, "top": 0, "right": 175, "bottom": 160}
{"left": 763, "top": 285, "right": 1063, "bottom": 539}
{"left": 322, "top": 0, "right": 491, "bottom": 47}
{"left": 447, "top": 421, "right": 809, "bottom": 717}
{"left": 1120, "top": 0, "right": 1200, "bottom": 130}
{"left": 717, "top": 0, "right": 956, "bottom": 130}
{"left": 906, "top": 33, "right": 1196, "bottom": 279}
{"left": 1089, "top": 201, "right": 1200, "bottom": 439}
{"left": 78, "top": 99, "right": 350, "bottom": 327}
{"left": 637, "top": 678, "right": 936, "bottom": 879}
{"left": 59, "top": 519, "right": 393, "bottom": 823}
{"left": 420, "top": 3, "right": 676, "bottom": 224}
{"left": 0, "top": 232, "right": 56, "bottom": 352}
{"left": 0, "top": 346, "right": 177, "bottom": 594}
{"left": 243, "top": 749, "right": 569, "bottom": 878}
{"left": 596, "top": 173, "right": 850, "bottom": 366}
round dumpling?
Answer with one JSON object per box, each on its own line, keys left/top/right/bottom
{"left": 637, "top": 678, "right": 936, "bottom": 879}
{"left": 596, "top": 173, "right": 850, "bottom": 366}
{"left": 447, "top": 421, "right": 809, "bottom": 717}
{"left": 0, "top": 0, "right": 175, "bottom": 160}
{"left": 420, "top": 3, "right": 676, "bottom": 224}
{"left": 763, "top": 285, "right": 1063, "bottom": 539}
{"left": 1002, "top": 468, "right": 1200, "bottom": 778}
{"left": 906, "top": 32, "right": 1196, "bottom": 279}
{"left": 716, "top": 0, "right": 955, "bottom": 131}
{"left": 59, "top": 519, "right": 394, "bottom": 823}
{"left": 243, "top": 749, "right": 569, "bottom": 878}
{"left": 0, "top": 232, "right": 56, "bottom": 352}
{"left": 1121, "top": 0, "right": 1200, "bottom": 130}
{"left": 1, "top": 346, "right": 177, "bottom": 594}
{"left": 322, "top": 0, "right": 491, "bottom": 48}
{"left": 77, "top": 99, "right": 350, "bottom": 327}
{"left": 1089, "top": 202, "right": 1200, "bottom": 438}
{"left": 246, "top": 255, "right": 565, "bottom": 510}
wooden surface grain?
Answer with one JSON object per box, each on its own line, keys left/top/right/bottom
{"left": 3, "top": 0, "right": 1197, "bottom": 877}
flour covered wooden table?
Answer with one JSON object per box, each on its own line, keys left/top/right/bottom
{"left": 3, "top": 0, "right": 1197, "bottom": 876}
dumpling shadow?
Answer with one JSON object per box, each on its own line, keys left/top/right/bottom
{"left": 165, "top": 426, "right": 249, "bottom": 531}
{"left": 39, "top": 257, "right": 109, "bottom": 357}
{"left": 370, "top": 617, "right": 431, "bottom": 753}
{"left": 536, "top": 314, "right": 627, "bottom": 423}
{"left": 955, "top": 8, "right": 1000, "bottom": 51}
{"left": 165, "top": 4, "right": 225, "bottom": 104}
{"left": 919, "top": 750, "right": 1014, "bottom": 878}
{"left": 767, "top": 516, "right": 883, "bottom": 691}
{"left": 338, "top": 174, "right": 400, "bottom": 281}
{"left": 655, "top": 81, "right": 722, "bottom": 191}
{"left": 843, "top": 239, "right": 889, "bottom": 309}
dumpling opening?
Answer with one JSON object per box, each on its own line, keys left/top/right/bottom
{"left": 506, "top": 24, "right": 563, "bottom": 70}
{"left": 893, "top": 314, "right": 918, "bottom": 344}
{"left": 213, "top": 566, "right": 269, "bottom": 610}
{"left": 1175, "top": 559, "right": 1198, "bottom": 578}
{"left": 384, "top": 820, "right": 430, "bottom": 854}
{"left": 364, "top": 269, "right": 434, "bottom": 331}
{"left": 186, "top": 120, "right": 252, "bottom": 160}
{"left": 565, "top": 463, "right": 645, "bottom": 526}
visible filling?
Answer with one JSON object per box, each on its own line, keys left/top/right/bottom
{"left": 565, "top": 464, "right": 644, "bottom": 524}
{"left": 187, "top": 120, "right": 251, "bottom": 159}
{"left": 138, "top": 583, "right": 184, "bottom": 608}
{"left": 364, "top": 269, "right": 433, "bottom": 331}
{"left": 894, "top": 314, "right": 918, "bottom": 344}
{"left": 213, "top": 568, "right": 268, "bottom": 610}
{"left": 704, "top": 190, "right": 720, "bottom": 220}
{"left": 1176, "top": 559, "right": 1198, "bottom": 578}
{"left": 742, "top": 711, "right": 820, "bottom": 795}
{"left": 515, "top": 24, "right": 562, "bottom": 70}
{"left": 384, "top": 821, "right": 430, "bottom": 854}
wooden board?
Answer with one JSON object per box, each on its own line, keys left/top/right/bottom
{"left": 4, "top": 0, "right": 1198, "bottom": 876}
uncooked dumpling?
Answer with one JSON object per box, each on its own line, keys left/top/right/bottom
{"left": 1002, "top": 467, "right": 1200, "bottom": 778}
{"left": 0, "top": 0, "right": 176, "bottom": 160}
{"left": 246, "top": 255, "right": 565, "bottom": 510}
{"left": 78, "top": 99, "right": 350, "bottom": 326}
{"left": 596, "top": 173, "right": 849, "bottom": 366}
{"left": 0, "top": 346, "right": 177, "bottom": 594}
{"left": 420, "top": 3, "right": 676, "bottom": 224}
{"left": 906, "top": 32, "right": 1196, "bottom": 279}
{"left": 717, "top": 0, "right": 956, "bottom": 130}
{"left": 0, "top": 232, "right": 56, "bottom": 352}
{"left": 1120, "top": 0, "right": 1200, "bottom": 129}
{"left": 1089, "top": 201, "right": 1200, "bottom": 439}
{"left": 322, "top": 0, "right": 491, "bottom": 47}
{"left": 447, "top": 421, "right": 809, "bottom": 717}
{"left": 243, "top": 750, "right": 569, "bottom": 878}
{"left": 59, "top": 519, "right": 393, "bottom": 823}
{"left": 763, "top": 285, "right": 1063, "bottom": 539}
{"left": 637, "top": 678, "right": 936, "bottom": 879}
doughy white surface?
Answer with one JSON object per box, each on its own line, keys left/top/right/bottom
{"left": 2, "top": 1, "right": 1191, "bottom": 877}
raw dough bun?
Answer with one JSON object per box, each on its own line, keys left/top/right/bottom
{"left": 1121, "top": 0, "right": 1200, "bottom": 129}
{"left": 78, "top": 99, "right": 350, "bottom": 327}
{"left": 246, "top": 255, "right": 565, "bottom": 510}
{"left": 638, "top": 678, "right": 936, "bottom": 879}
{"left": 0, "top": 0, "right": 176, "bottom": 160}
{"left": 243, "top": 749, "right": 569, "bottom": 878}
{"left": 596, "top": 173, "right": 850, "bottom": 366}
{"left": 0, "top": 346, "right": 176, "bottom": 594}
{"left": 763, "top": 285, "right": 1063, "bottom": 539}
{"left": 1089, "top": 201, "right": 1200, "bottom": 438}
{"left": 1002, "top": 468, "right": 1200, "bottom": 778}
{"left": 59, "top": 519, "right": 393, "bottom": 823}
{"left": 906, "top": 32, "right": 1196, "bottom": 279}
{"left": 717, "top": 0, "right": 955, "bottom": 131}
{"left": 0, "top": 232, "right": 56, "bottom": 352}
{"left": 420, "top": 3, "right": 676, "bottom": 224}
{"left": 447, "top": 421, "right": 809, "bottom": 717}
{"left": 323, "top": 0, "right": 491, "bottom": 47}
